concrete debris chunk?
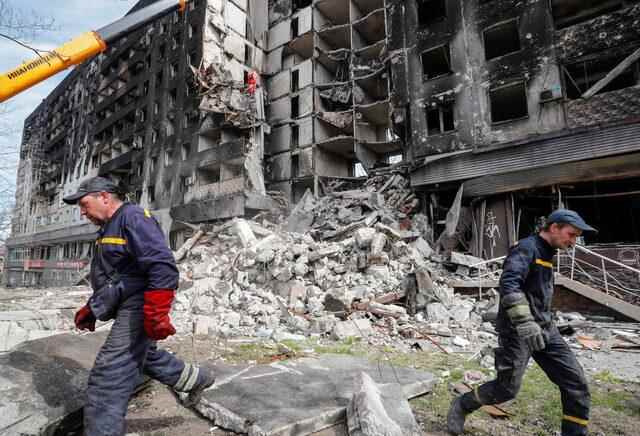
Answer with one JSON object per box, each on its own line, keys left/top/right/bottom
{"left": 347, "top": 372, "right": 423, "bottom": 436}
{"left": 333, "top": 318, "right": 373, "bottom": 340}
{"left": 450, "top": 251, "right": 484, "bottom": 268}
{"left": 355, "top": 227, "right": 377, "bottom": 248}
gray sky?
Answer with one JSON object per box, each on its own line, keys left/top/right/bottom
{"left": 0, "top": 0, "right": 139, "bottom": 192}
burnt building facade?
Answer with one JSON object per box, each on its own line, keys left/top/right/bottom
{"left": 400, "top": 0, "right": 640, "bottom": 259}
{"left": 7, "top": 0, "right": 640, "bottom": 286}
{"left": 6, "top": 0, "right": 275, "bottom": 286}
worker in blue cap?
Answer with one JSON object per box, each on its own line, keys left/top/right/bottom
{"left": 64, "top": 176, "right": 215, "bottom": 435}
{"left": 447, "top": 209, "right": 596, "bottom": 436}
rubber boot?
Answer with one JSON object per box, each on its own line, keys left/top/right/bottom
{"left": 447, "top": 396, "right": 469, "bottom": 435}
{"left": 184, "top": 366, "right": 215, "bottom": 407}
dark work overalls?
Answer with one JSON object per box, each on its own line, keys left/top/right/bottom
{"left": 84, "top": 203, "right": 203, "bottom": 436}
{"left": 460, "top": 235, "right": 591, "bottom": 436}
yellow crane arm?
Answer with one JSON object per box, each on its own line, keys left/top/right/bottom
{"left": 0, "top": 0, "right": 188, "bottom": 103}
{"left": 0, "top": 32, "right": 107, "bottom": 102}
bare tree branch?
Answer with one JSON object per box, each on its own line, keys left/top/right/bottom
{"left": 0, "top": 33, "right": 59, "bottom": 62}
{"left": 0, "top": 1, "right": 57, "bottom": 242}
{"left": 0, "top": 0, "right": 57, "bottom": 41}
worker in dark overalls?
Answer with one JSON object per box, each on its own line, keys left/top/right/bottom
{"left": 64, "top": 177, "right": 214, "bottom": 435}
{"left": 447, "top": 209, "right": 595, "bottom": 436}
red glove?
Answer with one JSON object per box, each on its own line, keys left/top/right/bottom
{"left": 75, "top": 305, "right": 96, "bottom": 331}
{"left": 143, "top": 289, "right": 176, "bottom": 340}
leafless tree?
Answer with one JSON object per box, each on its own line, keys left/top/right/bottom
{"left": 0, "top": 1, "right": 57, "bottom": 242}
{"left": 0, "top": 0, "right": 56, "bottom": 41}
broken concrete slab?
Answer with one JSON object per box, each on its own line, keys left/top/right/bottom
{"left": 450, "top": 252, "right": 484, "bottom": 268}
{"left": 0, "top": 332, "right": 107, "bottom": 436}
{"left": 193, "top": 354, "right": 435, "bottom": 436}
{"left": 333, "top": 318, "right": 372, "bottom": 340}
{"left": 347, "top": 372, "right": 423, "bottom": 436}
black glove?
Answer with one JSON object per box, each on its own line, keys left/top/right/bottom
{"left": 515, "top": 320, "right": 546, "bottom": 351}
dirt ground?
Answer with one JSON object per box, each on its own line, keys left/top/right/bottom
{"left": 113, "top": 336, "right": 640, "bottom": 436}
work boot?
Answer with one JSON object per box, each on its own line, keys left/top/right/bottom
{"left": 447, "top": 396, "right": 470, "bottom": 435}
{"left": 181, "top": 366, "right": 215, "bottom": 407}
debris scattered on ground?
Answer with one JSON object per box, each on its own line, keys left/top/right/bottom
{"left": 169, "top": 171, "right": 502, "bottom": 358}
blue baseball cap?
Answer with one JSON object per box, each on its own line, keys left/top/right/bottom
{"left": 546, "top": 209, "right": 597, "bottom": 233}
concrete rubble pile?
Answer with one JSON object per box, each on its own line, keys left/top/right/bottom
{"left": 0, "top": 286, "right": 93, "bottom": 352}
{"left": 171, "top": 171, "right": 502, "bottom": 356}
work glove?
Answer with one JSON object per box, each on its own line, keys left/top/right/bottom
{"left": 503, "top": 292, "right": 546, "bottom": 352}
{"left": 74, "top": 305, "right": 96, "bottom": 332}
{"left": 515, "top": 320, "right": 546, "bottom": 352}
{"left": 143, "top": 289, "right": 176, "bottom": 340}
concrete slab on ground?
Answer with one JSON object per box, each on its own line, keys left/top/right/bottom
{"left": 0, "top": 332, "right": 106, "bottom": 436}
{"left": 193, "top": 354, "right": 436, "bottom": 436}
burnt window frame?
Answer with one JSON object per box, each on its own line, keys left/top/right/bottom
{"left": 488, "top": 81, "right": 529, "bottom": 125}
{"left": 561, "top": 55, "right": 640, "bottom": 100}
{"left": 417, "top": 0, "right": 447, "bottom": 27}
{"left": 551, "top": 0, "right": 624, "bottom": 30}
{"left": 421, "top": 44, "right": 453, "bottom": 81}
{"left": 425, "top": 102, "right": 456, "bottom": 136}
{"left": 483, "top": 18, "right": 521, "bottom": 61}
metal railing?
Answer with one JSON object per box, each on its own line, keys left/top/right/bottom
{"left": 469, "top": 255, "right": 506, "bottom": 280}
{"left": 556, "top": 244, "right": 640, "bottom": 302}
{"left": 469, "top": 255, "right": 506, "bottom": 299}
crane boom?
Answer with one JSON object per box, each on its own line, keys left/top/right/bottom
{"left": 0, "top": 0, "right": 188, "bottom": 103}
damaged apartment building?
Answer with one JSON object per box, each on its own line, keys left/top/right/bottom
{"left": 6, "top": 0, "right": 274, "bottom": 286}
{"left": 400, "top": 0, "right": 640, "bottom": 260}
{"left": 6, "top": 0, "right": 640, "bottom": 286}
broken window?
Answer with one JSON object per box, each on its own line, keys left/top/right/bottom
{"left": 291, "top": 96, "right": 299, "bottom": 118}
{"left": 490, "top": 82, "right": 528, "bottom": 123}
{"left": 291, "top": 17, "right": 299, "bottom": 39}
{"left": 179, "top": 176, "right": 189, "bottom": 193}
{"left": 293, "top": 0, "right": 312, "bottom": 12}
{"left": 164, "top": 150, "right": 173, "bottom": 166}
{"left": 147, "top": 185, "right": 155, "bottom": 203}
{"left": 150, "top": 156, "right": 158, "bottom": 172}
{"left": 197, "top": 166, "right": 220, "bottom": 184}
{"left": 552, "top": 0, "right": 623, "bottom": 29}
{"left": 426, "top": 103, "right": 455, "bottom": 135}
{"left": 291, "top": 69, "right": 300, "bottom": 92}
{"left": 417, "top": 0, "right": 446, "bottom": 26}
{"left": 181, "top": 143, "right": 191, "bottom": 160}
{"left": 291, "top": 154, "right": 299, "bottom": 178}
{"left": 562, "top": 54, "right": 640, "bottom": 99}
{"left": 170, "top": 63, "right": 178, "bottom": 78}
{"left": 291, "top": 124, "right": 300, "bottom": 148}
{"left": 168, "top": 90, "right": 177, "bottom": 109}
{"left": 484, "top": 20, "right": 520, "bottom": 60}
{"left": 353, "top": 162, "right": 367, "bottom": 177}
{"left": 421, "top": 45, "right": 452, "bottom": 80}
{"left": 244, "top": 44, "right": 252, "bottom": 65}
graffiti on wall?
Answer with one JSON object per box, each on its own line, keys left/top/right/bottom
{"left": 485, "top": 210, "right": 502, "bottom": 258}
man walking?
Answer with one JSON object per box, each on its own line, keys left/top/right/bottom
{"left": 64, "top": 177, "right": 214, "bottom": 436}
{"left": 447, "top": 209, "right": 594, "bottom": 436}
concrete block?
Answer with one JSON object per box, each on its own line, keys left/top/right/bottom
{"left": 193, "top": 355, "right": 436, "bottom": 436}
{"left": 333, "top": 318, "right": 372, "bottom": 340}
{"left": 355, "top": 228, "right": 376, "bottom": 248}
{"left": 347, "top": 372, "right": 423, "bottom": 436}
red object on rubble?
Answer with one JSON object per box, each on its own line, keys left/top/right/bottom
{"left": 247, "top": 71, "right": 258, "bottom": 95}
